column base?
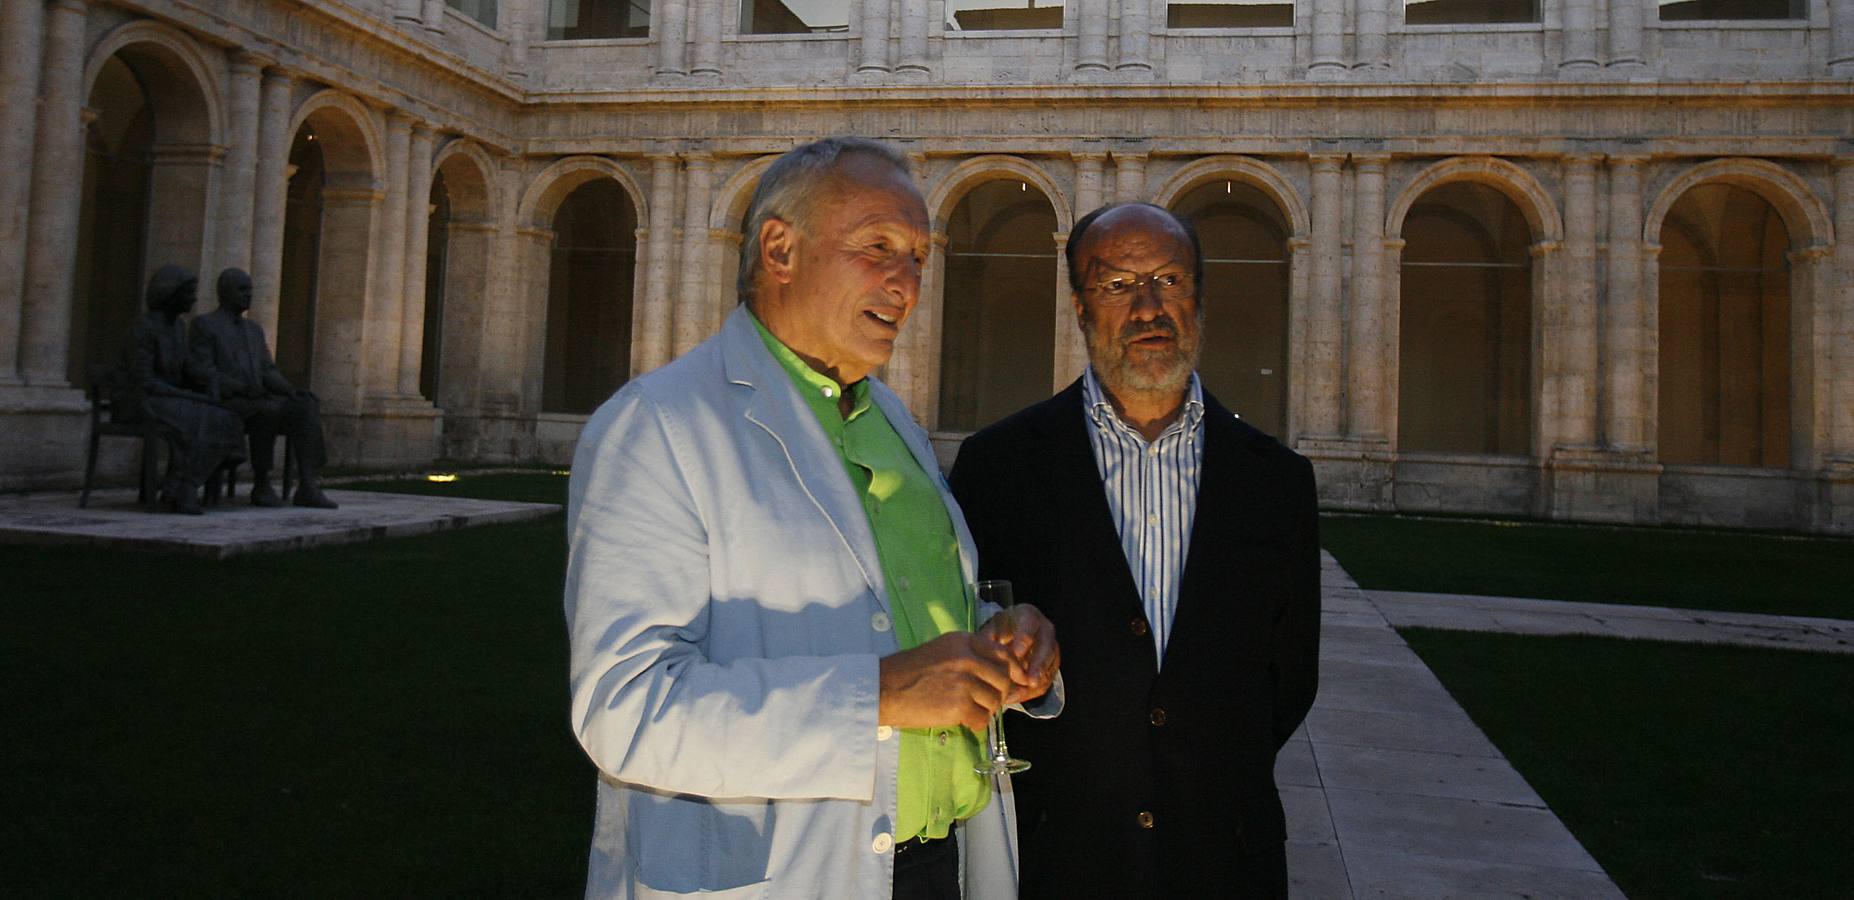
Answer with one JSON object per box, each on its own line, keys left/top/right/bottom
{"left": 0, "top": 383, "right": 91, "bottom": 490}
{"left": 1306, "top": 61, "right": 1348, "bottom": 81}
{"left": 1818, "top": 459, "right": 1854, "bottom": 535}
{"left": 1544, "top": 446, "right": 1661, "bottom": 524}
{"left": 1297, "top": 437, "right": 1395, "bottom": 511}
{"left": 323, "top": 395, "right": 442, "bottom": 471}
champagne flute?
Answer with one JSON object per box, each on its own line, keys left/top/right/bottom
{"left": 973, "top": 579, "right": 1031, "bottom": 776}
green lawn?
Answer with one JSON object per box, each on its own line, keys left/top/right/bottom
{"left": 1, "top": 472, "right": 590, "bottom": 896}
{"left": 1401, "top": 629, "right": 1854, "bottom": 898}
{"left": 1321, "top": 513, "right": 1854, "bottom": 619}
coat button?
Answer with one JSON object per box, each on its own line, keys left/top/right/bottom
{"left": 872, "top": 832, "right": 893, "bottom": 854}
{"left": 871, "top": 612, "right": 891, "bottom": 632}
{"left": 1129, "top": 618, "right": 1149, "bottom": 636}
{"left": 1149, "top": 707, "right": 1167, "bottom": 726}
{"left": 876, "top": 726, "right": 894, "bottom": 741}
{"left": 1136, "top": 811, "right": 1155, "bottom": 829}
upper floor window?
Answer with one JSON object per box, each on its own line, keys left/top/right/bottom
{"left": 447, "top": 0, "right": 498, "bottom": 28}
{"left": 1657, "top": 0, "right": 1804, "bottom": 20}
{"left": 1403, "top": 0, "right": 1538, "bottom": 25}
{"left": 946, "top": 0, "right": 1065, "bottom": 31}
{"left": 1168, "top": 0, "right": 1292, "bottom": 28}
{"left": 548, "top": 0, "right": 650, "bottom": 39}
{"left": 740, "top": 0, "right": 850, "bottom": 33}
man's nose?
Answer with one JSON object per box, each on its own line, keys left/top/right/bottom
{"left": 885, "top": 255, "right": 922, "bottom": 305}
{"left": 1126, "top": 284, "right": 1166, "bottom": 319}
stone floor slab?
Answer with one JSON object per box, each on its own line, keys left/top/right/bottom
{"left": 1287, "top": 840, "right": 1354, "bottom": 900}
{"left": 1312, "top": 744, "right": 1542, "bottom": 806}
{"left": 0, "top": 487, "right": 561, "bottom": 559}
{"left": 1340, "top": 846, "right": 1628, "bottom": 900}
{"left": 1324, "top": 787, "right": 1602, "bottom": 872}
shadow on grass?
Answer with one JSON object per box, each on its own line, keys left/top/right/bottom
{"left": 1, "top": 473, "right": 590, "bottom": 895}
{"left": 1322, "top": 513, "right": 1854, "bottom": 620}
{"left": 1402, "top": 628, "right": 1854, "bottom": 898}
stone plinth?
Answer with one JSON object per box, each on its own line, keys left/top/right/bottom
{"left": 1544, "top": 447, "right": 1661, "bottom": 524}
{"left": 0, "top": 385, "right": 89, "bottom": 491}
{"left": 1301, "top": 439, "right": 1396, "bottom": 511}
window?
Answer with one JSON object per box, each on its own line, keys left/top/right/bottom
{"left": 1657, "top": 0, "right": 1803, "bottom": 20}
{"left": 1167, "top": 0, "right": 1292, "bottom": 29}
{"left": 945, "top": 0, "right": 1065, "bottom": 31}
{"left": 548, "top": 0, "right": 649, "bottom": 40}
{"left": 739, "top": 0, "right": 850, "bottom": 33}
{"left": 446, "top": 0, "right": 497, "bottom": 28}
{"left": 1403, "top": 0, "right": 1538, "bottom": 25}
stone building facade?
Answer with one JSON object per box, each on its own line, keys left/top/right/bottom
{"left": 1, "top": 0, "right": 1850, "bottom": 533}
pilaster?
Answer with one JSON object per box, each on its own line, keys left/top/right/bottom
{"left": 373, "top": 113, "right": 413, "bottom": 397}
{"left": 675, "top": 152, "right": 716, "bottom": 356}
{"left": 1607, "top": 0, "right": 1645, "bottom": 68}
{"left": 1354, "top": 0, "right": 1390, "bottom": 71}
{"left": 898, "top": 0, "right": 930, "bottom": 76}
{"left": 1346, "top": 154, "right": 1389, "bottom": 444}
{"left": 422, "top": 0, "right": 446, "bottom": 33}
{"left": 0, "top": 0, "right": 46, "bottom": 381}
{"left": 1117, "top": 0, "right": 1151, "bottom": 75}
{"left": 1559, "top": 0, "right": 1599, "bottom": 72}
{"left": 250, "top": 67, "right": 297, "bottom": 344}
{"left": 1110, "top": 151, "right": 1147, "bottom": 203}
{"left": 1308, "top": 0, "right": 1346, "bottom": 77}
{"left": 19, "top": 0, "right": 89, "bottom": 387}
{"left": 656, "top": 0, "right": 689, "bottom": 79}
{"left": 399, "top": 123, "right": 437, "bottom": 398}
{"left": 1076, "top": 0, "right": 1109, "bottom": 75}
{"left": 1832, "top": 158, "right": 1854, "bottom": 462}
{"left": 635, "top": 154, "right": 681, "bottom": 376}
{"left": 1073, "top": 152, "right": 1107, "bottom": 217}
{"left": 1831, "top": 0, "right": 1854, "bottom": 74}
{"left": 218, "top": 52, "right": 267, "bottom": 279}
{"left": 1301, "top": 153, "right": 1346, "bottom": 441}
{"left": 692, "top": 0, "right": 723, "bottom": 77}
{"left": 1603, "top": 155, "right": 1648, "bottom": 452}
{"left": 1554, "top": 153, "right": 1601, "bottom": 450}
{"left": 856, "top": 0, "right": 890, "bottom": 75}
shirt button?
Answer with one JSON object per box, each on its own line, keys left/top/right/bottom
{"left": 871, "top": 612, "right": 891, "bottom": 632}
{"left": 876, "top": 725, "right": 894, "bottom": 741}
{"left": 1147, "top": 514, "right": 1158, "bottom": 526}
{"left": 1149, "top": 707, "right": 1168, "bottom": 727}
{"left": 872, "top": 832, "right": 893, "bottom": 854}
{"left": 822, "top": 386, "right": 836, "bottom": 399}
{"left": 899, "top": 577, "right": 910, "bottom": 591}
{"left": 1130, "top": 618, "right": 1149, "bottom": 636}
{"left": 1136, "top": 811, "right": 1155, "bottom": 829}
{"left": 937, "top": 731, "right": 949, "bottom": 746}
{"left": 1147, "top": 445, "right": 1158, "bottom": 456}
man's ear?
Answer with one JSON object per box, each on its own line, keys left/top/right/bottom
{"left": 759, "top": 217, "right": 798, "bottom": 286}
{"left": 1071, "top": 290, "right": 1086, "bottom": 323}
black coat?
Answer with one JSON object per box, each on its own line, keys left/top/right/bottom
{"left": 948, "top": 379, "right": 1320, "bottom": 899}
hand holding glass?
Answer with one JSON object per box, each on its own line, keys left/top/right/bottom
{"left": 973, "top": 579, "right": 1031, "bottom": 776}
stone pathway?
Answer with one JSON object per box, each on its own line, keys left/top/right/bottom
{"left": 1285, "top": 553, "right": 1625, "bottom": 899}
{"left": 0, "top": 486, "right": 560, "bottom": 559}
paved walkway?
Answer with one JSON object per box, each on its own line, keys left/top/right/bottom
{"left": 0, "top": 486, "right": 560, "bottom": 558}
{"left": 1286, "top": 554, "right": 1625, "bottom": 899}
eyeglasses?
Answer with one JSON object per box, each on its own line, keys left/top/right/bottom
{"left": 1085, "top": 271, "right": 1195, "bottom": 305}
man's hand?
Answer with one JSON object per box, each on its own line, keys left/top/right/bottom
{"left": 879, "top": 632, "right": 1024, "bottom": 733}
{"left": 980, "top": 603, "right": 1059, "bottom": 705}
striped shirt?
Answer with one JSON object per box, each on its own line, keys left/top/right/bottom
{"left": 1081, "top": 367, "right": 1207, "bottom": 665}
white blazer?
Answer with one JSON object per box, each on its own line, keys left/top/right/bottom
{"left": 565, "top": 305, "right": 1036, "bottom": 899}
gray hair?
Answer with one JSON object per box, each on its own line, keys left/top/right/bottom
{"left": 737, "top": 137, "right": 913, "bottom": 306}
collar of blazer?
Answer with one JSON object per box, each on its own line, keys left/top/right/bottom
{"left": 716, "top": 304, "right": 978, "bottom": 612}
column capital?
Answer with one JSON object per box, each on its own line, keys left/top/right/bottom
{"left": 1309, "top": 153, "right": 1346, "bottom": 171}
{"left": 384, "top": 111, "right": 419, "bottom": 132}
{"left": 1530, "top": 239, "right": 1563, "bottom": 258}
{"left": 231, "top": 50, "right": 277, "bottom": 71}
{"left": 1109, "top": 150, "right": 1148, "bottom": 164}
{"left": 1832, "top": 155, "right": 1854, "bottom": 171}
{"left": 1606, "top": 153, "right": 1650, "bottom": 169}
{"left": 682, "top": 150, "right": 715, "bottom": 167}
{"left": 1788, "top": 244, "right": 1834, "bottom": 263}
{"left": 1350, "top": 152, "right": 1391, "bottom": 170}
{"left": 49, "top": 0, "right": 88, "bottom": 13}
{"left": 1071, "top": 151, "right": 1109, "bottom": 165}
{"left": 1562, "top": 152, "right": 1603, "bottom": 168}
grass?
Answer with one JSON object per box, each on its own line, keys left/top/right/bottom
{"left": 1321, "top": 513, "right": 1854, "bottom": 619}
{"left": 0, "top": 472, "right": 590, "bottom": 896}
{"left": 1400, "top": 629, "right": 1854, "bottom": 898}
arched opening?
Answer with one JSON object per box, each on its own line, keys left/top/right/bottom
{"left": 937, "top": 180, "right": 1058, "bottom": 432}
{"left": 1657, "top": 183, "right": 1791, "bottom": 467}
{"left": 277, "top": 127, "right": 323, "bottom": 390}
{"left": 69, "top": 42, "right": 215, "bottom": 386}
{"left": 277, "top": 100, "right": 379, "bottom": 408}
{"left": 70, "top": 56, "right": 154, "bottom": 386}
{"left": 1172, "top": 179, "right": 1292, "bottom": 439}
{"left": 1397, "top": 181, "right": 1533, "bottom": 455}
{"left": 542, "top": 179, "right": 638, "bottom": 414}
{"left": 421, "top": 170, "right": 450, "bottom": 403}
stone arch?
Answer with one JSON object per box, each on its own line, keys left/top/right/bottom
{"left": 1152, "top": 155, "right": 1310, "bottom": 238}
{"left": 927, "top": 155, "right": 1073, "bottom": 233}
{"left": 709, "top": 153, "right": 778, "bottom": 230}
{"left": 518, "top": 155, "right": 648, "bottom": 232}
{"left": 83, "top": 20, "right": 223, "bottom": 149}
{"left": 422, "top": 139, "right": 499, "bottom": 413}
{"left": 1644, "top": 158, "right": 1833, "bottom": 250}
{"left": 289, "top": 90, "right": 385, "bottom": 188}
{"left": 431, "top": 138, "right": 499, "bottom": 223}
{"left": 1386, "top": 156, "right": 1563, "bottom": 244}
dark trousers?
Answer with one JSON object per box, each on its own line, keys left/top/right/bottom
{"left": 892, "top": 833, "right": 960, "bottom": 900}
{"left": 225, "top": 393, "right": 327, "bottom": 475}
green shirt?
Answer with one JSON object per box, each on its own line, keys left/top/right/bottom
{"left": 750, "top": 311, "right": 988, "bottom": 841}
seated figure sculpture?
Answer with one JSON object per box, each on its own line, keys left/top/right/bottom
{"left": 113, "top": 264, "right": 247, "bottom": 515}
{"left": 188, "top": 268, "right": 339, "bottom": 509}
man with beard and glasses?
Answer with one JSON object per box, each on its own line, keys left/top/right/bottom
{"left": 948, "top": 202, "right": 1320, "bottom": 898}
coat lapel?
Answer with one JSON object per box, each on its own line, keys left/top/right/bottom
{"left": 720, "top": 307, "right": 889, "bottom": 609}
{"left": 1170, "top": 393, "right": 1264, "bottom": 655}
{"left": 1039, "top": 381, "right": 1149, "bottom": 640}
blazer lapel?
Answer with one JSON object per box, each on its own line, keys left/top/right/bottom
{"left": 1040, "top": 381, "right": 1148, "bottom": 635}
{"left": 720, "top": 307, "right": 889, "bottom": 609}
{"left": 1170, "top": 393, "right": 1264, "bottom": 651}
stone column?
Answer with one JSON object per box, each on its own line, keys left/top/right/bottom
{"left": 1604, "top": 155, "right": 1648, "bottom": 451}
{"left": 692, "top": 0, "right": 723, "bottom": 77}
{"left": 1560, "top": 0, "right": 1599, "bottom": 71}
{"left": 422, "top": 0, "right": 447, "bottom": 32}
{"left": 898, "top": 0, "right": 929, "bottom": 76}
{"left": 1354, "top": 0, "right": 1389, "bottom": 70}
{"left": 1111, "top": 151, "right": 1147, "bottom": 203}
{"left": 656, "top": 0, "right": 689, "bottom": 78}
{"left": 1346, "top": 154, "right": 1389, "bottom": 442}
{"left": 504, "top": 0, "right": 534, "bottom": 80}
{"left": 373, "top": 113, "right": 413, "bottom": 395}
{"left": 1831, "top": 158, "right": 1854, "bottom": 460}
{"left": 393, "top": 0, "right": 422, "bottom": 25}
{"left": 1117, "top": 0, "right": 1151, "bottom": 74}
{"left": 1833, "top": 0, "right": 1854, "bottom": 75}
{"left": 1076, "top": 0, "right": 1109, "bottom": 74}
{"left": 1607, "top": 0, "right": 1645, "bottom": 67}
{"left": 857, "top": 0, "right": 890, "bottom": 74}
{"left": 0, "top": 0, "right": 46, "bottom": 380}
{"left": 217, "top": 53, "right": 266, "bottom": 279}
{"left": 1303, "top": 153, "right": 1346, "bottom": 439}
{"left": 634, "top": 154, "right": 680, "bottom": 376}
{"left": 18, "top": 0, "right": 88, "bottom": 386}
{"left": 398, "top": 123, "right": 436, "bottom": 398}
{"left": 674, "top": 152, "right": 715, "bottom": 356}
{"left": 250, "top": 67, "right": 296, "bottom": 343}
{"left": 1308, "top": 0, "right": 1346, "bottom": 77}
{"left": 1073, "top": 152, "right": 1107, "bottom": 217}
{"left": 1555, "top": 154, "right": 1600, "bottom": 448}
